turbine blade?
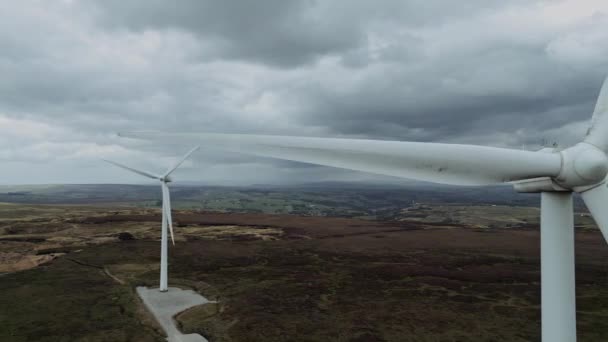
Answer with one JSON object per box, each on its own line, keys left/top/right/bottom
{"left": 102, "top": 159, "right": 159, "bottom": 179}
{"left": 118, "top": 132, "right": 562, "bottom": 186}
{"left": 585, "top": 75, "right": 608, "bottom": 152}
{"left": 162, "top": 182, "right": 175, "bottom": 245}
{"left": 580, "top": 183, "right": 608, "bottom": 243}
{"left": 163, "top": 146, "right": 200, "bottom": 178}
{"left": 160, "top": 186, "right": 167, "bottom": 242}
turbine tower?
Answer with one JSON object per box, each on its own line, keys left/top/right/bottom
{"left": 120, "top": 75, "right": 608, "bottom": 341}
{"left": 104, "top": 146, "right": 199, "bottom": 292}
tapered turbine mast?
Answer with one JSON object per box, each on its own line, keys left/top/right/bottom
{"left": 120, "top": 75, "right": 608, "bottom": 341}
{"left": 103, "top": 146, "right": 200, "bottom": 292}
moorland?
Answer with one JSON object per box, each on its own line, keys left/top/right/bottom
{"left": 0, "top": 184, "right": 606, "bottom": 341}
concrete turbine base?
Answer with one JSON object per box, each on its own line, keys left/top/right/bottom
{"left": 137, "top": 286, "right": 211, "bottom": 342}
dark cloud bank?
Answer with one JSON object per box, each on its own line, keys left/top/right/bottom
{"left": 0, "top": 0, "right": 607, "bottom": 184}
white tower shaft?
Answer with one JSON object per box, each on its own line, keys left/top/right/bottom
{"left": 160, "top": 197, "right": 169, "bottom": 292}
{"left": 540, "top": 192, "right": 576, "bottom": 342}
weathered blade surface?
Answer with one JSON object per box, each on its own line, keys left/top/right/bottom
{"left": 163, "top": 146, "right": 200, "bottom": 178}
{"left": 103, "top": 159, "right": 159, "bottom": 179}
{"left": 120, "top": 132, "right": 562, "bottom": 186}
{"left": 161, "top": 182, "right": 175, "bottom": 245}
{"left": 585, "top": 75, "right": 608, "bottom": 152}
{"left": 580, "top": 183, "right": 608, "bottom": 243}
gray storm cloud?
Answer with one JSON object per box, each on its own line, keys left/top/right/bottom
{"left": 0, "top": 0, "right": 607, "bottom": 184}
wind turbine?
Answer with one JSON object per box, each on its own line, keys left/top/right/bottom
{"left": 119, "top": 75, "right": 608, "bottom": 341}
{"left": 103, "top": 146, "right": 200, "bottom": 292}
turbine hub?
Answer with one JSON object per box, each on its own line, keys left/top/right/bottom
{"left": 575, "top": 149, "right": 608, "bottom": 182}
{"left": 556, "top": 143, "right": 608, "bottom": 189}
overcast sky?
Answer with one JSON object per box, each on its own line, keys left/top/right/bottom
{"left": 1, "top": 0, "right": 608, "bottom": 185}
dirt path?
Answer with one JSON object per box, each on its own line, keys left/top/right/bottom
{"left": 66, "top": 257, "right": 126, "bottom": 285}
{"left": 103, "top": 267, "right": 125, "bottom": 285}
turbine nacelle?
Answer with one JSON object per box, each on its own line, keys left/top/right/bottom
{"left": 513, "top": 143, "right": 608, "bottom": 193}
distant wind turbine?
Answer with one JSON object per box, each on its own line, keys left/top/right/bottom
{"left": 103, "top": 146, "right": 200, "bottom": 292}
{"left": 120, "top": 75, "right": 608, "bottom": 342}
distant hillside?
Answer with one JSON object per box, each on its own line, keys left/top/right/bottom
{"left": 0, "top": 182, "right": 588, "bottom": 219}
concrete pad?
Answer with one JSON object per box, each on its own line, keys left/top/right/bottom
{"left": 137, "top": 286, "right": 210, "bottom": 342}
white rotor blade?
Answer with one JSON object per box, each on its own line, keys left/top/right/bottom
{"left": 103, "top": 159, "right": 159, "bottom": 179}
{"left": 163, "top": 146, "right": 200, "bottom": 178}
{"left": 579, "top": 183, "right": 608, "bottom": 243}
{"left": 585, "top": 75, "right": 608, "bottom": 152}
{"left": 161, "top": 182, "right": 175, "bottom": 245}
{"left": 119, "top": 132, "right": 562, "bottom": 186}
{"left": 160, "top": 187, "right": 167, "bottom": 241}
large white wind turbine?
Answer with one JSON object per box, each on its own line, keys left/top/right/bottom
{"left": 103, "top": 146, "right": 200, "bottom": 292}
{"left": 120, "top": 76, "right": 608, "bottom": 341}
